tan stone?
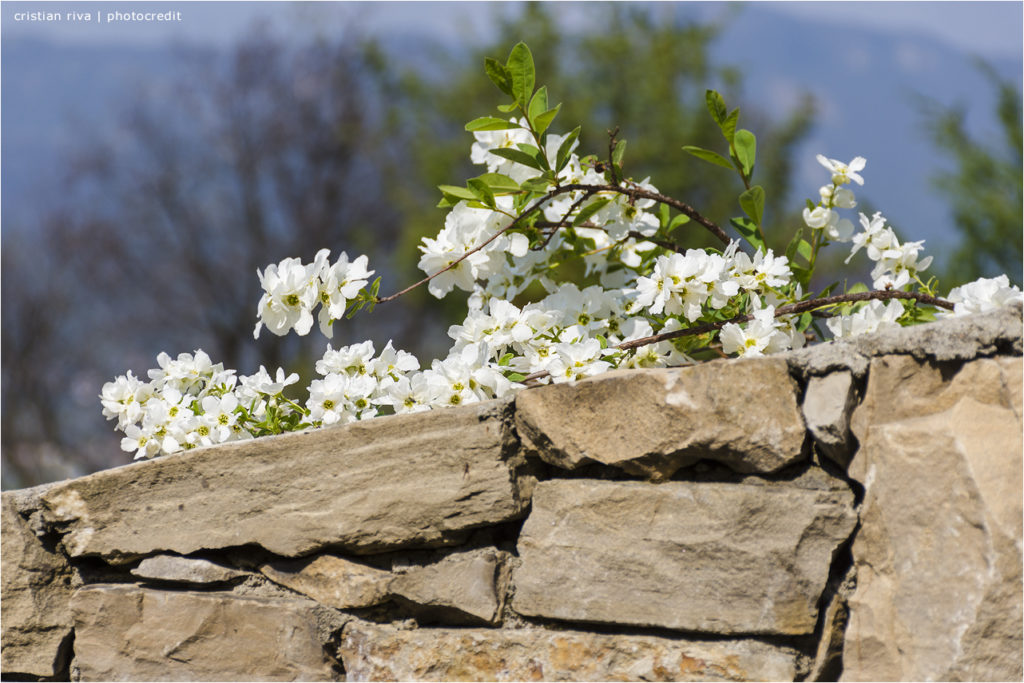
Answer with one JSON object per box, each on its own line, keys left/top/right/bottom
{"left": 843, "top": 355, "right": 1023, "bottom": 681}
{"left": 339, "top": 622, "right": 799, "bottom": 681}
{"left": 70, "top": 584, "right": 342, "bottom": 681}
{"left": 390, "top": 548, "right": 508, "bottom": 624}
{"left": 515, "top": 359, "right": 807, "bottom": 479}
{"left": 512, "top": 479, "right": 856, "bottom": 635}
{"left": 131, "top": 554, "right": 248, "bottom": 584}
{"left": 40, "top": 400, "right": 523, "bottom": 561}
{"left": 802, "top": 371, "right": 858, "bottom": 467}
{"left": 260, "top": 554, "right": 393, "bottom": 609}
{"left": 1, "top": 489, "right": 74, "bottom": 678}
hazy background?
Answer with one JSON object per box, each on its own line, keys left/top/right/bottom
{"left": 3, "top": 1, "right": 1022, "bottom": 488}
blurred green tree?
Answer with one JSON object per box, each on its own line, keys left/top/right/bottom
{"left": 388, "top": 4, "right": 815, "bottom": 342}
{"left": 920, "top": 61, "right": 1023, "bottom": 287}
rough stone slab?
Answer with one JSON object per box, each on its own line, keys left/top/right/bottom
{"left": 515, "top": 358, "right": 806, "bottom": 479}
{"left": 339, "top": 622, "right": 799, "bottom": 682}
{"left": 40, "top": 400, "right": 523, "bottom": 561}
{"left": 260, "top": 554, "right": 393, "bottom": 610}
{"left": 70, "top": 584, "right": 342, "bottom": 681}
{"left": 786, "top": 303, "right": 1022, "bottom": 379}
{"left": 512, "top": 479, "right": 856, "bottom": 635}
{"left": 390, "top": 548, "right": 507, "bottom": 624}
{"left": 843, "top": 355, "right": 1023, "bottom": 681}
{"left": 1, "top": 487, "right": 75, "bottom": 678}
{"left": 131, "top": 554, "right": 248, "bottom": 585}
{"left": 802, "top": 371, "right": 858, "bottom": 467}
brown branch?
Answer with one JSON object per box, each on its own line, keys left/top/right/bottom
{"left": 616, "top": 290, "right": 954, "bottom": 351}
{"left": 555, "top": 183, "right": 730, "bottom": 246}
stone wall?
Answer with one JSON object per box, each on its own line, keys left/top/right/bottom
{"left": 3, "top": 305, "right": 1021, "bottom": 682}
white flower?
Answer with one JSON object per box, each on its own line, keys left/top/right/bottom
{"left": 547, "top": 338, "right": 611, "bottom": 382}
{"left": 720, "top": 300, "right": 794, "bottom": 357}
{"left": 846, "top": 212, "right": 898, "bottom": 263}
{"left": 317, "top": 252, "right": 373, "bottom": 338}
{"left": 254, "top": 251, "right": 326, "bottom": 338}
{"left": 470, "top": 118, "right": 536, "bottom": 182}
{"left": 121, "top": 423, "right": 163, "bottom": 460}
{"left": 826, "top": 299, "right": 904, "bottom": 339}
{"left": 100, "top": 371, "right": 151, "bottom": 429}
{"left": 316, "top": 340, "right": 376, "bottom": 377}
{"left": 816, "top": 154, "right": 866, "bottom": 186}
{"left": 802, "top": 206, "right": 854, "bottom": 242}
{"left": 940, "top": 275, "right": 1024, "bottom": 318}
{"left": 870, "top": 239, "right": 932, "bottom": 290}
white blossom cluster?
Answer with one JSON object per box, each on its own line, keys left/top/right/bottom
{"left": 104, "top": 114, "right": 1023, "bottom": 461}
{"left": 100, "top": 350, "right": 300, "bottom": 459}
{"left": 254, "top": 249, "right": 373, "bottom": 340}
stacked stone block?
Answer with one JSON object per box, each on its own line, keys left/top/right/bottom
{"left": 3, "top": 304, "right": 1021, "bottom": 681}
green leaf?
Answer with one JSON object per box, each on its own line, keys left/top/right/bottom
{"left": 498, "top": 352, "right": 514, "bottom": 367}
{"left": 471, "top": 173, "right": 520, "bottom": 193}
{"left": 497, "top": 102, "right": 519, "bottom": 113}
{"left": 573, "top": 197, "right": 613, "bottom": 226}
{"left": 506, "top": 42, "right": 535, "bottom": 109}
{"left": 848, "top": 281, "right": 870, "bottom": 294}
{"left": 805, "top": 198, "right": 816, "bottom": 211}
{"left": 798, "top": 311, "right": 814, "bottom": 332}
{"left": 532, "top": 104, "right": 561, "bottom": 137}
{"left": 506, "top": 372, "right": 527, "bottom": 383}
{"left": 791, "top": 265, "right": 811, "bottom": 284}
{"left": 467, "top": 178, "right": 496, "bottom": 208}
{"left": 738, "top": 185, "right": 765, "bottom": 227}
{"left": 682, "top": 145, "right": 734, "bottom": 170}
{"left": 556, "top": 126, "right": 581, "bottom": 172}
{"left": 785, "top": 227, "right": 804, "bottom": 262}
{"left": 484, "top": 58, "right": 513, "bottom": 97}
{"left": 658, "top": 202, "right": 670, "bottom": 228}
{"left": 797, "top": 239, "right": 813, "bottom": 262}
{"left": 733, "top": 129, "right": 757, "bottom": 178}
{"left": 527, "top": 86, "right": 548, "bottom": 125}
{"left": 729, "top": 216, "right": 765, "bottom": 252}
{"left": 465, "top": 116, "right": 518, "bottom": 132}
{"left": 705, "top": 89, "right": 727, "bottom": 124}
{"left": 519, "top": 176, "right": 553, "bottom": 193}
{"left": 612, "top": 139, "right": 627, "bottom": 166}
{"left": 489, "top": 147, "right": 543, "bottom": 170}
{"left": 720, "top": 108, "right": 740, "bottom": 143}
{"left": 668, "top": 213, "right": 691, "bottom": 231}
{"left": 819, "top": 281, "right": 840, "bottom": 298}
{"left": 438, "top": 184, "right": 478, "bottom": 202}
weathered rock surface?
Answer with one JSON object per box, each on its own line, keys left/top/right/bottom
{"left": 40, "top": 400, "right": 523, "bottom": 561}
{"left": 339, "top": 622, "right": 800, "bottom": 681}
{"left": 843, "top": 354, "right": 1023, "bottom": 681}
{"left": 802, "top": 370, "right": 858, "bottom": 467}
{"left": 515, "top": 358, "right": 806, "bottom": 479}
{"left": 1, "top": 488, "right": 75, "bottom": 678}
{"left": 786, "top": 302, "right": 1022, "bottom": 379}
{"left": 260, "top": 554, "right": 393, "bottom": 609}
{"left": 131, "top": 554, "right": 248, "bottom": 584}
{"left": 512, "top": 479, "right": 856, "bottom": 635}
{"left": 71, "top": 584, "right": 343, "bottom": 681}
{"left": 390, "top": 548, "right": 508, "bottom": 624}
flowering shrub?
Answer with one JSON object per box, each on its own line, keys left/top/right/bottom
{"left": 102, "top": 43, "right": 1022, "bottom": 460}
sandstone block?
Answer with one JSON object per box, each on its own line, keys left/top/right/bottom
{"left": 512, "top": 479, "right": 856, "bottom": 635}
{"left": 260, "top": 554, "right": 393, "bottom": 610}
{"left": 1, "top": 488, "right": 75, "bottom": 678}
{"left": 40, "top": 400, "right": 523, "bottom": 561}
{"left": 339, "top": 622, "right": 799, "bottom": 681}
{"left": 515, "top": 359, "right": 806, "bottom": 479}
{"left": 843, "top": 355, "right": 1023, "bottom": 681}
{"left": 131, "top": 554, "right": 248, "bottom": 585}
{"left": 70, "top": 584, "right": 341, "bottom": 681}
{"left": 390, "top": 547, "right": 508, "bottom": 624}
{"left": 801, "top": 371, "right": 858, "bottom": 467}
